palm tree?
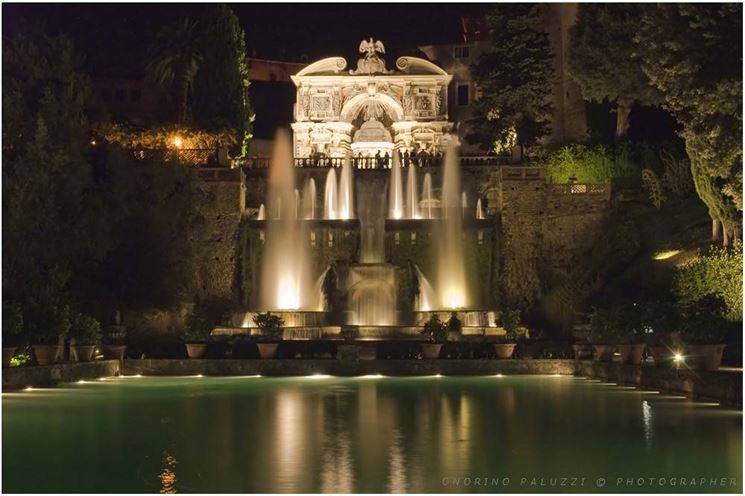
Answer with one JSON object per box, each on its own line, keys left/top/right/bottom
{"left": 145, "top": 18, "right": 202, "bottom": 124}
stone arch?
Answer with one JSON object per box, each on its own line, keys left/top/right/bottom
{"left": 339, "top": 93, "right": 404, "bottom": 123}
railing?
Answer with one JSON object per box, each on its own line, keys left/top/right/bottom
{"left": 498, "top": 166, "right": 545, "bottom": 180}
{"left": 129, "top": 148, "right": 218, "bottom": 166}
{"left": 550, "top": 182, "right": 611, "bottom": 198}
{"left": 238, "top": 155, "right": 510, "bottom": 170}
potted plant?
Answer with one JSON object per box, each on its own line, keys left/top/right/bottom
{"left": 31, "top": 304, "right": 71, "bottom": 366}
{"left": 183, "top": 311, "right": 212, "bottom": 359}
{"left": 587, "top": 307, "right": 617, "bottom": 362}
{"left": 615, "top": 303, "right": 646, "bottom": 365}
{"left": 642, "top": 301, "right": 682, "bottom": 368}
{"left": 70, "top": 313, "right": 102, "bottom": 362}
{"left": 421, "top": 314, "right": 448, "bottom": 359}
{"left": 2, "top": 300, "right": 23, "bottom": 367}
{"left": 253, "top": 312, "right": 284, "bottom": 359}
{"left": 680, "top": 294, "right": 728, "bottom": 371}
{"left": 494, "top": 308, "right": 520, "bottom": 359}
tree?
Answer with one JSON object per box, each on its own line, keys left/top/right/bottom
{"left": 469, "top": 4, "right": 554, "bottom": 158}
{"left": 568, "top": 4, "right": 661, "bottom": 137}
{"left": 2, "top": 23, "right": 105, "bottom": 315}
{"left": 636, "top": 4, "right": 742, "bottom": 244}
{"left": 145, "top": 18, "right": 202, "bottom": 124}
{"left": 191, "top": 4, "right": 254, "bottom": 156}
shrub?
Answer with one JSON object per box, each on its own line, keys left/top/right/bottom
{"left": 640, "top": 301, "right": 682, "bottom": 346}
{"left": 183, "top": 311, "right": 213, "bottom": 342}
{"left": 422, "top": 314, "right": 448, "bottom": 343}
{"left": 499, "top": 308, "right": 521, "bottom": 342}
{"left": 673, "top": 241, "right": 742, "bottom": 321}
{"left": 545, "top": 144, "right": 640, "bottom": 184}
{"left": 253, "top": 312, "right": 284, "bottom": 340}
{"left": 2, "top": 300, "right": 23, "bottom": 343}
{"left": 447, "top": 312, "right": 462, "bottom": 333}
{"left": 70, "top": 313, "right": 102, "bottom": 345}
{"left": 641, "top": 169, "right": 666, "bottom": 209}
{"left": 27, "top": 304, "right": 71, "bottom": 344}
{"left": 587, "top": 307, "right": 620, "bottom": 344}
{"left": 680, "top": 294, "right": 728, "bottom": 344}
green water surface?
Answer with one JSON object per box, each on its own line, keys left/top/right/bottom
{"left": 2, "top": 375, "right": 742, "bottom": 493}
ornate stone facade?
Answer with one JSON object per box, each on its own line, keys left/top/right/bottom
{"left": 291, "top": 41, "right": 455, "bottom": 160}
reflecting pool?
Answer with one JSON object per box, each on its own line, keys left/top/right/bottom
{"left": 3, "top": 376, "right": 742, "bottom": 493}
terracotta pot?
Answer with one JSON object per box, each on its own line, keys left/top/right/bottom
{"left": 649, "top": 346, "right": 677, "bottom": 368}
{"left": 617, "top": 344, "right": 646, "bottom": 365}
{"left": 421, "top": 343, "right": 443, "bottom": 359}
{"left": 685, "top": 344, "right": 726, "bottom": 371}
{"left": 256, "top": 342, "right": 279, "bottom": 359}
{"left": 493, "top": 343, "right": 516, "bottom": 359}
{"left": 102, "top": 344, "right": 127, "bottom": 360}
{"left": 2, "top": 347, "right": 16, "bottom": 367}
{"left": 73, "top": 345, "right": 97, "bottom": 362}
{"left": 592, "top": 344, "right": 616, "bottom": 362}
{"left": 185, "top": 343, "right": 208, "bottom": 359}
{"left": 33, "top": 344, "right": 61, "bottom": 365}
{"left": 572, "top": 343, "right": 592, "bottom": 360}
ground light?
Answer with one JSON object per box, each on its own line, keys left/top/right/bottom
{"left": 673, "top": 353, "right": 684, "bottom": 363}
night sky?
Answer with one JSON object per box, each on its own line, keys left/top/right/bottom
{"left": 3, "top": 3, "right": 489, "bottom": 78}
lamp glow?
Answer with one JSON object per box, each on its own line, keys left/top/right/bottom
{"left": 277, "top": 276, "right": 300, "bottom": 310}
{"left": 654, "top": 249, "right": 681, "bottom": 260}
{"left": 673, "top": 353, "right": 684, "bottom": 363}
{"left": 172, "top": 136, "right": 183, "bottom": 149}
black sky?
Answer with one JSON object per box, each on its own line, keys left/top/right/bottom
{"left": 3, "top": 3, "right": 489, "bottom": 78}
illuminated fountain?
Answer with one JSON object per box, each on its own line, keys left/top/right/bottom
{"left": 388, "top": 154, "right": 403, "bottom": 219}
{"left": 414, "top": 265, "right": 437, "bottom": 312}
{"left": 302, "top": 178, "right": 316, "bottom": 220}
{"left": 476, "top": 198, "right": 484, "bottom": 220}
{"left": 436, "top": 143, "right": 467, "bottom": 309}
{"left": 421, "top": 173, "right": 435, "bottom": 219}
{"left": 257, "top": 204, "right": 266, "bottom": 221}
{"left": 260, "top": 130, "right": 313, "bottom": 310}
{"left": 338, "top": 157, "right": 354, "bottom": 220}
{"left": 405, "top": 161, "right": 419, "bottom": 219}
{"left": 324, "top": 168, "right": 338, "bottom": 220}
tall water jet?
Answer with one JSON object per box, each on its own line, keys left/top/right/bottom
{"left": 406, "top": 161, "right": 419, "bottom": 219}
{"left": 476, "top": 198, "right": 484, "bottom": 219}
{"left": 436, "top": 141, "right": 467, "bottom": 309}
{"left": 324, "top": 168, "right": 338, "bottom": 220}
{"left": 295, "top": 189, "right": 300, "bottom": 219}
{"left": 260, "top": 130, "right": 312, "bottom": 310}
{"left": 302, "top": 178, "right": 316, "bottom": 220}
{"left": 257, "top": 204, "right": 266, "bottom": 220}
{"left": 414, "top": 265, "right": 438, "bottom": 312}
{"left": 338, "top": 156, "right": 354, "bottom": 220}
{"left": 422, "top": 173, "right": 434, "bottom": 219}
{"left": 461, "top": 191, "right": 468, "bottom": 219}
{"left": 388, "top": 153, "right": 403, "bottom": 219}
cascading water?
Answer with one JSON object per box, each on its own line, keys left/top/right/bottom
{"left": 436, "top": 142, "right": 467, "bottom": 309}
{"left": 302, "top": 178, "right": 316, "bottom": 220}
{"left": 414, "top": 265, "right": 438, "bottom": 312}
{"left": 347, "top": 265, "right": 396, "bottom": 325}
{"left": 338, "top": 157, "right": 354, "bottom": 220}
{"left": 406, "top": 161, "right": 419, "bottom": 219}
{"left": 476, "top": 198, "right": 484, "bottom": 219}
{"left": 388, "top": 153, "right": 403, "bottom": 219}
{"left": 260, "top": 130, "right": 313, "bottom": 310}
{"left": 324, "top": 168, "right": 338, "bottom": 220}
{"left": 422, "top": 173, "right": 434, "bottom": 219}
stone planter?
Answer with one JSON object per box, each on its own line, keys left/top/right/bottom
{"left": 617, "top": 344, "right": 646, "bottom": 365}
{"left": 649, "top": 346, "right": 676, "bottom": 368}
{"left": 358, "top": 345, "right": 377, "bottom": 361}
{"left": 33, "top": 344, "right": 61, "bottom": 365}
{"left": 185, "top": 343, "right": 208, "bottom": 359}
{"left": 685, "top": 344, "right": 726, "bottom": 371}
{"left": 73, "top": 345, "right": 97, "bottom": 362}
{"left": 256, "top": 343, "right": 280, "bottom": 359}
{"left": 102, "top": 344, "right": 127, "bottom": 360}
{"left": 2, "top": 347, "right": 16, "bottom": 367}
{"left": 420, "top": 343, "right": 443, "bottom": 359}
{"left": 493, "top": 343, "right": 516, "bottom": 359}
{"left": 572, "top": 343, "right": 592, "bottom": 360}
{"left": 592, "top": 344, "right": 616, "bottom": 362}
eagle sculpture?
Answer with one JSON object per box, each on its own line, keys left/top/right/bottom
{"left": 350, "top": 38, "right": 392, "bottom": 75}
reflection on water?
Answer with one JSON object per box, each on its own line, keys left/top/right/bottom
{"left": 2, "top": 376, "right": 742, "bottom": 493}
{"left": 158, "top": 452, "right": 177, "bottom": 494}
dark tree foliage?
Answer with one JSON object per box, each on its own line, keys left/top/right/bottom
{"left": 469, "top": 4, "right": 554, "bottom": 156}
{"left": 145, "top": 18, "right": 202, "bottom": 124}
{"left": 2, "top": 23, "right": 104, "bottom": 314}
{"left": 568, "top": 4, "right": 661, "bottom": 137}
{"left": 191, "top": 4, "right": 254, "bottom": 156}
{"left": 636, "top": 4, "right": 742, "bottom": 244}
{"left": 4, "top": 24, "right": 208, "bottom": 333}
